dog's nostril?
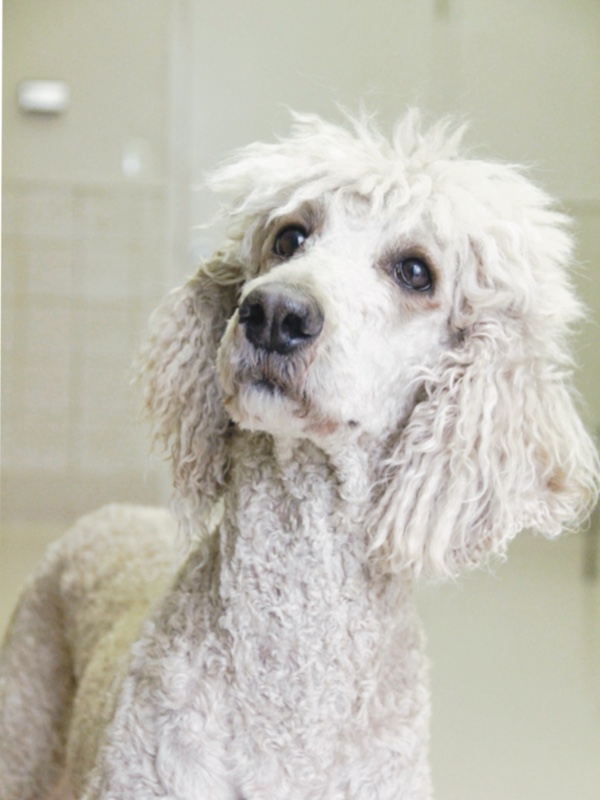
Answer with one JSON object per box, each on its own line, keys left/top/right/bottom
{"left": 238, "top": 302, "right": 265, "bottom": 328}
{"left": 281, "top": 310, "right": 313, "bottom": 341}
{"left": 239, "top": 283, "right": 324, "bottom": 355}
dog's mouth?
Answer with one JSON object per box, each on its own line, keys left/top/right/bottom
{"left": 252, "top": 378, "right": 283, "bottom": 396}
{"left": 240, "top": 362, "right": 310, "bottom": 410}
{"left": 219, "top": 318, "right": 315, "bottom": 398}
{"left": 218, "top": 343, "right": 356, "bottom": 440}
{"left": 218, "top": 335, "right": 311, "bottom": 417}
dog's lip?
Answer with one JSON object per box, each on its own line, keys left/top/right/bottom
{"left": 252, "top": 378, "right": 282, "bottom": 396}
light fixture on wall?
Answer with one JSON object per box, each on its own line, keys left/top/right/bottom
{"left": 17, "top": 80, "right": 70, "bottom": 114}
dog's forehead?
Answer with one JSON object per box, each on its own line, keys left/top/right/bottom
{"left": 269, "top": 168, "right": 429, "bottom": 220}
{"left": 261, "top": 184, "right": 453, "bottom": 262}
{"left": 260, "top": 172, "right": 434, "bottom": 232}
{"left": 213, "top": 113, "right": 554, "bottom": 253}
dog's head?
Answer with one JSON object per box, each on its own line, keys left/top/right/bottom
{"left": 143, "top": 112, "right": 599, "bottom": 575}
{"left": 216, "top": 193, "right": 453, "bottom": 443}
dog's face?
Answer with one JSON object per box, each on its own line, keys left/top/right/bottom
{"left": 144, "top": 112, "right": 598, "bottom": 574}
{"left": 217, "top": 194, "right": 455, "bottom": 444}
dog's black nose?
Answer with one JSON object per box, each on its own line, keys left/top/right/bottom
{"left": 238, "top": 283, "right": 324, "bottom": 354}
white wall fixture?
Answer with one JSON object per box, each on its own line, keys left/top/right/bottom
{"left": 17, "top": 80, "right": 70, "bottom": 114}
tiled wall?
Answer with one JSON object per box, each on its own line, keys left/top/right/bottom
{"left": 1, "top": 180, "right": 171, "bottom": 523}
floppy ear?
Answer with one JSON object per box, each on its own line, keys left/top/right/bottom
{"left": 371, "top": 201, "right": 599, "bottom": 579}
{"left": 140, "top": 256, "right": 244, "bottom": 529}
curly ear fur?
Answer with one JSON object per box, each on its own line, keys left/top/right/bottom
{"left": 140, "top": 257, "right": 243, "bottom": 530}
{"left": 371, "top": 172, "right": 599, "bottom": 579}
{"left": 141, "top": 113, "right": 598, "bottom": 575}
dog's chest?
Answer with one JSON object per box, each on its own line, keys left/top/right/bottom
{"left": 132, "top": 445, "right": 429, "bottom": 797}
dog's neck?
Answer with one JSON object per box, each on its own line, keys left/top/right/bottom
{"left": 174, "top": 426, "right": 400, "bottom": 618}
{"left": 212, "top": 429, "right": 390, "bottom": 593}
{"left": 204, "top": 427, "right": 406, "bottom": 640}
{"left": 230, "top": 428, "right": 377, "bottom": 526}
{"left": 162, "top": 428, "right": 425, "bottom": 785}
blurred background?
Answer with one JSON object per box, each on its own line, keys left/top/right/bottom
{"left": 1, "top": 1, "right": 599, "bottom": 798}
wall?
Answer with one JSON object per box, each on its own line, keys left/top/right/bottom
{"left": 3, "top": 0, "right": 168, "bottom": 185}
{"left": 2, "top": 0, "right": 172, "bottom": 521}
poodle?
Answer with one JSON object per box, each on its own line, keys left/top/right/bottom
{"left": 1, "top": 111, "right": 598, "bottom": 800}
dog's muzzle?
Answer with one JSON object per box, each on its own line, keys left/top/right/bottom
{"left": 238, "top": 283, "right": 324, "bottom": 355}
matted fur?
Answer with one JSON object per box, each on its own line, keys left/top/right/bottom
{"left": 0, "top": 111, "right": 598, "bottom": 800}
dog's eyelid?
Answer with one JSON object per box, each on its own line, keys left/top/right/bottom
{"left": 272, "top": 224, "right": 310, "bottom": 259}
{"left": 268, "top": 201, "right": 323, "bottom": 239}
{"left": 383, "top": 247, "right": 437, "bottom": 294}
{"left": 275, "top": 221, "right": 310, "bottom": 237}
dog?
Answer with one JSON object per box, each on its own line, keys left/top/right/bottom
{"left": 1, "top": 111, "right": 598, "bottom": 800}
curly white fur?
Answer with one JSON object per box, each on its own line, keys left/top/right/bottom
{"left": 1, "top": 111, "right": 598, "bottom": 800}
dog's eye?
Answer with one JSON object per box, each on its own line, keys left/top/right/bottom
{"left": 393, "top": 257, "right": 432, "bottom": 292}
{"left": 273, "top": 225, "right": 308, "bottom": 259}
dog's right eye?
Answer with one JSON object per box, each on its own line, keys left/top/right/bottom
{"left": 392, "top": 257, "right": 433, "bottom": 292}
{"left": 273, "top": 226, "right": 308, "bottom": 259}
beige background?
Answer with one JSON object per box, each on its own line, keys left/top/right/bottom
{"left": 1, "top": 2, "right": 599, "bottom": 798}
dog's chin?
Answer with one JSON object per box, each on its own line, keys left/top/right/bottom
{"left": 222, "top": 379, "right": 346, "bottom": 441}
{"left": 223, "top": 380, "right": 309, "bottom": 437}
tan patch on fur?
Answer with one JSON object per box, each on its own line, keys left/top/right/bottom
{"left": 304, "top": 417, "right": 340, "bottom": 436}
{"left": 547, "top": 469, "right": 566, "bottom": 494}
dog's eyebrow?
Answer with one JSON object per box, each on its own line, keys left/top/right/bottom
{"left": 256, "top": 202, "right": 325, "bottom": 269}
{"left": 267, "top": 200, "right": 325, "bottom": 235}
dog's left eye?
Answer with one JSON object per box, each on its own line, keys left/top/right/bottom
{"left": 392, "top": 257, "right": 433, "bottom": 292}
{"left": 273, "top": 226, "right": 308, "bottom": 259}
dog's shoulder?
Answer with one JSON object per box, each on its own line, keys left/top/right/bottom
{"left": 51, "top": 504, "right": 179, "bottom": 675}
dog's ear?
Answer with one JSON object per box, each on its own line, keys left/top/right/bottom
{"left": 140, "top": 256, "right": 243, "bottom": 527}
{"left": 370, "top": 186, "right": 599, "bottom": 579}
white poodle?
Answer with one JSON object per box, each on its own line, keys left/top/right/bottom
{"left": 1, "top": 112, "right": 598, "bottom": 800}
